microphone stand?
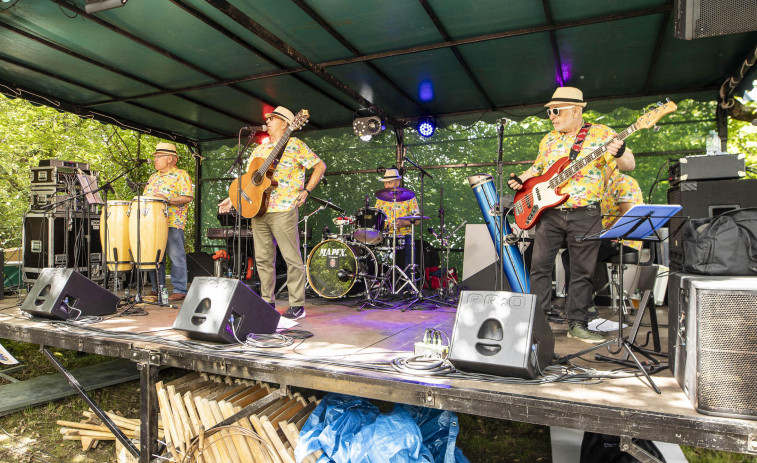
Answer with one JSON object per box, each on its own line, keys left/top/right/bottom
{"left": 229, "top": 128, "right": 261, "bottom": 280}
{"left": 495, "top": 122, "right": 506, "bottom": 291}
{"left": 402, "top": 153, "right": 432, "bottom": 309}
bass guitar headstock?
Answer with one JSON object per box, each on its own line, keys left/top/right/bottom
{"left": 636, "top": 100, "right": 677, "bottom": 131}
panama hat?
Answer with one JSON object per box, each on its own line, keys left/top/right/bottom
{"left": 380, "top": 168, "right": 402, "bottom": 181}
{"left": 544, "top": 87, "right": 587, "bottom": 107}
{"left": 264, "top": 106, "right": 295, "bottom": 125}
{"left": 155, "top": 142, "right": 177, "bottom": 156}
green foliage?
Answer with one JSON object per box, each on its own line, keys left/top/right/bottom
{"left": 0, "top": 95, "right": 196, "bottom": 252}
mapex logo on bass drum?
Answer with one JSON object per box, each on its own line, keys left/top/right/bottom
{"left": 318, "top": 247, "right": 348, "bottom": 258}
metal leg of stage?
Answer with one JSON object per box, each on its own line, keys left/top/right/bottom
{"left": 41, "top": 346, "right": 141, "bottom": 459}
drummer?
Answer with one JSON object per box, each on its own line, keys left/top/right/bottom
{"left": 143, "top": 142, "right": 194, "bottom": 301}
{"left": 374, "top": 169, "right": 420, "bottom": 269}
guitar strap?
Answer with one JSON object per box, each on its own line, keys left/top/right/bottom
{"left": 568, "top": 122, "right": 592, "bottom": 160}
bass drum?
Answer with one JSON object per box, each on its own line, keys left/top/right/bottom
{"left": 307, "top": 239, "right": 377, "bottom": 299}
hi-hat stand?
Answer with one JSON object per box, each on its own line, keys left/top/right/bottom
{"left": 557, "top": 204, "right": 682, "bottom": 394}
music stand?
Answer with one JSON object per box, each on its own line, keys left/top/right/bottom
{"left": 557, "top": 204, "right": 681, "bottom": 394}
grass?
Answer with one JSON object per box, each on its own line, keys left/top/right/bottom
{"left": 1, "top": 340, "right": 756, "bottom": 462}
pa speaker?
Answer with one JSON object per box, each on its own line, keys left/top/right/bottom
{"left": 172, "top": 277, "right": 280, "bottom": 343}
{"left": 449, "top": 290, "right": 554, "bottom": 379}
{"left": 669, "top": 274, "right": 757, "bottom": 419}
{"left": 20, "top": 268, "right": 118, "bottom": 319}
{"left": 674, "top": 0, "right": 757, "bottom": 39}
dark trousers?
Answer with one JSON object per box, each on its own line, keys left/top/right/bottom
{"left": 530, "top": 206, "right": 602, "bottom": 324}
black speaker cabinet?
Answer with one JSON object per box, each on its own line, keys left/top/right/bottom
{"left": 173, "top": 277, "right": 281, "bottom": 343}
{"left": 186, "top": 252, "right": 214, "bottom": 282}
{"left": 667, "top": 179, "right": 757, "bottom": 270}
{"left": 668, "top": 273, "right": 757, "bottom": 419}
{"left": 21, "top": 268, "right": 119, "bottom": 319}
{"left": 449, "top": 290, "right": 554, "bottom": 379}
{"left": 674, "top": 0, "right": 757, "bottom": 40}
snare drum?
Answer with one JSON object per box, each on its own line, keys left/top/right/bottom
{"left": 307, "top": 239, "right": 378, "bottom": 298}
{"left": 127, "top": 196, "right": 168, "bottom": 269}
{"left": 353, "top": 207, "right": 386, "bottom": 245}
{"left": 100, "top": 201, "right": 132, "bottom": 272}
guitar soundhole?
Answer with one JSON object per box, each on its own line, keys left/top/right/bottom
{"left": 253, "top": 172, "right": 263, "bottom": 185}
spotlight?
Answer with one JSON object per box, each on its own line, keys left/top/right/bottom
{"left": 353, "top": 116, "right": 383, "bottom": 137}
{"left": 417, "top": 117, "right": 435, "bottom": 138}
{"left": 85, "top": 0, "right": 127, "bottom": 14}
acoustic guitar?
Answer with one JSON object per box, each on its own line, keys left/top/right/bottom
{"left": 513, "top": 100, "right": 677, "bottom": 230}
{"left": 229, "top": 110, "right": 310, "bottom": 218}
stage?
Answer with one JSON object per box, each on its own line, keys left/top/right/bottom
{"left": 1, "top": 291, "right": 757, "bottom": 461}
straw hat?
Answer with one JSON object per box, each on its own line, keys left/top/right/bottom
{"left": 380, "top": 168, "right": 402, "bottom": 181}
{"left": 155, "top": 142, "right": 177, "bottom": 156}
{"left": 264, "top": 106, "right": 295, "bottom": 125}
{"left": 544, "top": 87, "right": 587, "bottom": 107}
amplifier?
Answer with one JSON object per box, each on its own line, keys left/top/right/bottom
{"left": 668, "top": 273, "right": 757, "bottom": 419}
{"left": 668, "top": 153, "right": 745, "bottom": 183}
{"left": 31, "top": 166, "right": 96, "bottom": 187}
{"left": 23, "top": 213, "right": 102, "bottom": 282}
{"left": 667, "top": 179, "right": 757, "bottom": 270}
{"left": 38, "top": 159, "right": 90, "bottom": 170}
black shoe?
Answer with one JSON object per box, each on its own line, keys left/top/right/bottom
{"left": 282, "top": 306, "right": 305, "bottom": 320}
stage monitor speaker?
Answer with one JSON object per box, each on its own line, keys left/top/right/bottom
{"left": 667, "top": 178, "right": 757, "bottom": 270}
{"left": 186, "top": 252, "right": 214, "bottom": 283}
{"left": 173, "top": 277, "right": 280, "bottom": 343}
{"left": 674, "top": 0, "right": 757, "bottom": 40}
{"left": 668, "top": 273, "right": 757, "bottom": 419}
{"left": 20, "top": 268, "right": 119, "bottom": 319}
{"left": 449, "top": 290, "right": 554, "bottom": 379}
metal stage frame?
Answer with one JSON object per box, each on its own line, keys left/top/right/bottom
{"left": 1, "top": 300, "right": 756, "bottom": 462}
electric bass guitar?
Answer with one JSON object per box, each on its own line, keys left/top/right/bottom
{"left": 229, "top": 109, "right": 310, "bottom": 218}
{"left": 513, "top": 100, "right": 677, "bottom": 230}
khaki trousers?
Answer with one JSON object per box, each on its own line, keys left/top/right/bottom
{"left": 250, "top": 208, "right": 305, "bottom": 306}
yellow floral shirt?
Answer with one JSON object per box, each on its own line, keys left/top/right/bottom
{"left": 375, "top": 197, "right": 420, "bottom": 237}
{"left": 529, "top": 123, "right": 618, "bottom": 208}
{"left": 247, "top": 137, "right": 321, "bottom": 212}
{"left": 143, "top": 166, "right": 194, "bottom": 230}
{"left": 601, "top": 172, "right": 644, "bottom": 251}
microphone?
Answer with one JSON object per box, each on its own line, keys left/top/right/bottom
{"left": 135, "top": 158, "right": 149, "bottom": 165}
{"left": 427, "top": 227, "right": 439, "bottom": 238}
{"left": 495, "top": 118, "right": 509, "bottom": 125}
{"left": 377, "top": 166, "right": 386, "bottom": 174}
{"left": 243, "top": 124, "right": 267, "bottom": 132}
{"left": 336, "top": 269, "right": 354, "bottom": 282}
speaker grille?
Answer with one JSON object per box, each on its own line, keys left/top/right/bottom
{"left": 675, "top": 0, "right": 757, "bottom": 39}
{"left": 697, "top": 289, "right": 757, "bottom": 415}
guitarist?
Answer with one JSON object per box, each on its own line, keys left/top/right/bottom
{"left": 219, "top": 106, "right": 326, "bottom": 320}
{"left": 507, "top": 87, "right": 635, "bottom": 344}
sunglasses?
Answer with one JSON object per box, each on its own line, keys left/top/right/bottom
{"left": 546, "top": 106, "right": 575, "bottom": 117}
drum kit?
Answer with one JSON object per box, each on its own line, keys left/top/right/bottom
{"left": 303, "top": 188, "right": 430, "bottom": 308}
{"left": 100, "top": 195, "right": 169, "bottom": 298}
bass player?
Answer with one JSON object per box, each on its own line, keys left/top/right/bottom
{"left": 219, "top": 106, "right": 326, "bottom": 320}
{"left": 507, "top": 87, "right": 634, "bottom": 343}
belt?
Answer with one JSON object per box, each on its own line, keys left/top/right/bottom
{"left": 555, "top": 203, "right": 598, "bottom": 212}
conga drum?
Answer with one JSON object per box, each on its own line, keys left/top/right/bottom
{"left": 100, "top": 200, "right": 132, "bottom": 272}
{"left": 127, "top": 196, "right": 168, "bottom": 270}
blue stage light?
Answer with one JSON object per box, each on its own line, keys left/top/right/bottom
{"left": 417, "top": 118, "right": 435, "bottom": 138}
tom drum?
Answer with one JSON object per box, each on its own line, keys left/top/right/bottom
{"left": 353, "top": 207, "right": 386, "bottom": 245}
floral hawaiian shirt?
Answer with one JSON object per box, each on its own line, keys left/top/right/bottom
{"left": 247, "top": 137, "right": 321, "bottom": 212}
{"left": 601, "top": 172, "right": 644, "bottom": 251}
{"left": 143, "top": 166, "right": 194, "bottom": 230}
{"left": 375, "top": 197, "right": 420, "bottom": 237}
{"left": 529, "top": 123, "right": 618, "bottom": 208}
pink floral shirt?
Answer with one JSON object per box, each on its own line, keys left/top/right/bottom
{"left": 529, "top": 123, "right": 618, "bottom": 208}
{"left": 247, "top": 137, "right": 321, "bottom": 212}
{"left": 143, "top": 166, "right": 193, "bottom": 230}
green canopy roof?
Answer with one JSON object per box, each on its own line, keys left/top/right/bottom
{"left": 1, "top": 0, "right": 755, "bottom": 144}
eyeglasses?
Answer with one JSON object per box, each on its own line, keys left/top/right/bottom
{"left": 153, "top": 154, "right": 173, "bottom": 159}
{"left": 546, "top": 106, "right": 575, "bottom": 117}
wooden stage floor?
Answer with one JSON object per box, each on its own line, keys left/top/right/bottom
{"left": 1, "top": 290, "right": 756, "bottom": 456}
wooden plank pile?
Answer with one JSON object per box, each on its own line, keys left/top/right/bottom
{"left": 57, "top": 409, "right": 162, "bottom": 451}
{"left": 156, "top": 372, "right": 323, "bottom": 463}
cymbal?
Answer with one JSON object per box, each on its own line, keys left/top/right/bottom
{"left": 398, "top": 215, "right": 430, "bottom": 221}
{"left": 309, "top": 195, "right": 346, "bottom": 213}
{"left": 375, "top": 187, "right": 415, "bottom": 202}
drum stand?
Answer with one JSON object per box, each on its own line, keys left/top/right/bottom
{"left": 297, "top": 205, "right": 326, "bottom": 291}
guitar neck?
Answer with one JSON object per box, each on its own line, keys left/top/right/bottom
{"left": 257, "top": 127, "right": 294, "bottom": 175}
{"left": 550, "top": 124, "right": 638, "bottom": 189}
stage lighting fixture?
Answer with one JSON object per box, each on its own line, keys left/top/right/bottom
{"left": 359, "top": 134, "right": 373, "bottom": 142}
{"left": 417, "top": 117, "right": 435, "bottom": 138}
{"left": 353, "top": 116, "right": 383, "bottom": 137}
{"left": 85, "top": 0, "right": 127, "bottom": 14}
